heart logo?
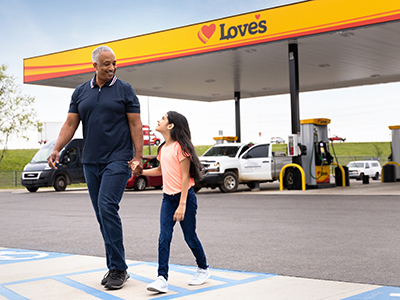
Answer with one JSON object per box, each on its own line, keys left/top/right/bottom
{"left": 198, "top": 24, "right": 216, "bottom": 44}
{"left": 255, "top": 14, "right": 260, "bottom": 20}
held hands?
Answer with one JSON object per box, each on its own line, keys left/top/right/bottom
{"left": 47, "top": 150, "right": 60, "bottom": 169}
{"left": 173, "top": 204, "right": 186, "bottom": 222}
{"left": 128, "top": 158, "right": 143, "bottom": 175}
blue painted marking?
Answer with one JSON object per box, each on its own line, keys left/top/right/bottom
{"left": 140, "top": 263, "right": 277, "bottom": 300}
{"left": 53, "top": 276, "right": 125, "bottom": 300}
{"left": 168, "top": 264, "right": 277, "bottom": 284}
{"left": 343, "top": 286, "right": 400, "bottom": 299}
{"left": 128, "top": 272, "right": 158, "bottom": 285}
{"left": 0, "top": 286, "right": 30, "bottom": 300}
{"left": 0, "top": 248, "right": 71, "bottom": 265}
{"left": 151, "top": 272, "right": 274, "bottom": 300}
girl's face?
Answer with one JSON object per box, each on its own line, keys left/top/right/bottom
{"left": 156, "top": 113, "right": 170, "bottom": 133}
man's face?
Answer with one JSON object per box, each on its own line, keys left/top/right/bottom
{"left": 93, "top": 51, "right": 116, "bottom": 84}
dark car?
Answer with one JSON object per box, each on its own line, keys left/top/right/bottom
{"left": 126, "top": 155, "right": 163, "bottom": 191}
{"left": 21, "top": 139, "right": 85, "bottom": 192}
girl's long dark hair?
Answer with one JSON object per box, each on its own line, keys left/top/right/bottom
{"left": 157, "top": 111, "right": 203, "bottom": 181}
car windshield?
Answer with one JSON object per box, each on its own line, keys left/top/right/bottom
{"left": 203, "top": 146, "right": 241, "bottom": 158}
{"left": 30, "top": 142, "right": 56, "bottom": 163}
{"left": 347, "top": 162, "right": 364, "bottom": 168}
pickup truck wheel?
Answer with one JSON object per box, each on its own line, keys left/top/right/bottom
{"left": 27, "top": 187, "right": 38, "bottom": 192}
{"left": 284, "top": 169, "right": 295, "bottom": 186}
{"left": 134, "top": 176, "right": 147, "bottom": 191}
{"left": 219, "top": 171, "right": 238, "bottom": 193}
{"left": 373, "top": 172, "right": 379, "bottom": 180}
{"left": 54, "top": 175, "right": 67, "bottom": 191}
{"left": 284, "top": 167, "right": 301, "bottom": 190}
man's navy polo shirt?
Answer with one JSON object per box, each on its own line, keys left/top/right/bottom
{"left": 69, "top": 75, "right": 140, "bottom": 164}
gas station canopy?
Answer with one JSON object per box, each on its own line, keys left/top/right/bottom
{"left": 24, "top": 0, "right": 400, "bottom": 101}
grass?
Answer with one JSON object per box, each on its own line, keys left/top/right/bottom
{"left": 0, "top": 142, "right": 392, "bottom": 172}
{"left": 272, "top": 142, "right": 391, "bottom": 157}
{"left": 0, "top": 146, "right": 213, "bottom": 173}
{"left": 0, "top": 149, "right": 38, "bottom": 171}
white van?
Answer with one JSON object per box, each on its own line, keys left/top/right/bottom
{"left": 347, "top": 160, "right": 381, "bottom": 180}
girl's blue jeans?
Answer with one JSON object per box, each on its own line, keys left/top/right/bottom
{"left": 158, "top": 187, "right": 208, "bottom": 280}
{"left": 83, "top": 161, "right": 131, "bottom": 271}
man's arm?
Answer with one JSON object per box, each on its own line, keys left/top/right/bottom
{"left": 47, "top": 113, "right": 80, "bottom": 169}
{"left": 127, "top": 113, "right": 144, "bottom": 174}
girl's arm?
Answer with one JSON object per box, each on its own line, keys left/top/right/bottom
{"left": 174, "top": 157, "right": 190, "bottom": 222}
{"left": 129, "top": 160, "right": 162, "bottom": 176}
{"left": 142, "top": 164, "right": 162, "bottom": 176}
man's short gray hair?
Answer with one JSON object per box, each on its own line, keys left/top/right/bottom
{"left": 92, "top": 46, "right": 115, "bottom": 63}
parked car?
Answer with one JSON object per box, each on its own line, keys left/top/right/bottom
{"left": 21, "top": 139, "right": 85, "bottom": 192}
{"left": 329, "top": 135, "right": 346, "bottom": 142}
{"left": 270, "top": 137, "right": 285, "bottom": 144}
{"left": 347, "top": 160, "right": 381, "bottom": 180}
{"left": 126, "top": 155, "right": 162, "bottom": 190}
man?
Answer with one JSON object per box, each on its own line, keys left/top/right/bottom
{"left": 47, "top": 45, "right": 143, "bottom": 290}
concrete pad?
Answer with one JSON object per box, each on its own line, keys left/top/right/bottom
{"left": 1, "top": 247, "right": 400, "bottom": 300}
{"left": 7, "top": 279, "right": 101, "bottom": 300}
{"left": 171, "top": 276, "right": 378, "bottom": 300}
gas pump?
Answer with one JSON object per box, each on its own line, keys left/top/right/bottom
{"left": 388, "top": 125, "right": 400, "bottom": 180}
{"left": 300, "top": 118, "right": 335, "bottom": 188}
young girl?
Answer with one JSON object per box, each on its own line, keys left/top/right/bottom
{"left": 130, "top": 111, "right": 209, "bottom": 293}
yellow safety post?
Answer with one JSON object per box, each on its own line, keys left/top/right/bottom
{"left": 279, "top": 163, "right": 306, "bottom": 191}
{"left": 381, "top": 161, "right": 400, "bottom": 182}
{"left": 331, "top": 162, "right": 346, "bottom": 187}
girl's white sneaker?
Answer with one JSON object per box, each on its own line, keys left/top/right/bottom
{"left": 188, "top": 267, "right": 210, "bottom": 285}
{"left": 147, "top": 276, "right": 168, "bottom": 293}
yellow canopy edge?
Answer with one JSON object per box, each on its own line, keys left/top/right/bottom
{"left": 24, "top": 0, "right": 400, "bottom": 83}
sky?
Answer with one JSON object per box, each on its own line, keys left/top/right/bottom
{"left": 1, "top": 0, "right": 399, "bottom": 149}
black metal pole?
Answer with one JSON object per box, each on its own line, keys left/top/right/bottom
{"left": 288, "top": 43, "right": 301, "bottom": 165}
{"left": 234, "top": 91, "right": 241, "bottom": 143}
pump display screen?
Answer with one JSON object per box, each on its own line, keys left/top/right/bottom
{"left": 319, "top": 142, "right": 325, "bottom": 155}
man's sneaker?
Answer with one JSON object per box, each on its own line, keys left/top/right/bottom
{"left": 188, "top": 267, "right": 210, "bottom": 285}
{"left": 104, "top": 269, "right": 129, "bottom": 289}
{"left": 101, "top": 270, "right": 111, "bottom": 285}
{"left": 147, "top": 276, "right": 168, "bottom": 293}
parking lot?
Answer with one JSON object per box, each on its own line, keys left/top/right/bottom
{"left": 1, "top": 179, "right": 400, "bottom": 299}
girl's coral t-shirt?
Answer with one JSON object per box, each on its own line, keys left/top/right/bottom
{"left": 157, "top": 141, "right": 195, "bottom": 195}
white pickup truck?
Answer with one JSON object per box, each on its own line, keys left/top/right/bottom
{"left": 196, "top": 143, "right": 292, "bottom": 193}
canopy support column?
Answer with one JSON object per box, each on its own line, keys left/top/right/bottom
{"left": 288, "top": 43, "right": 301, "bottom": 165}
{"left": 234, "top": 91, "right": 241, "bottom": 143}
